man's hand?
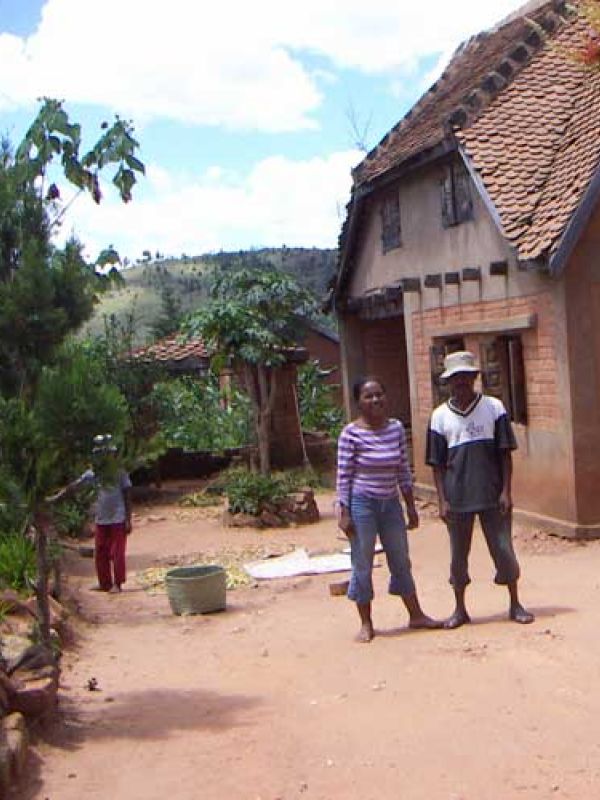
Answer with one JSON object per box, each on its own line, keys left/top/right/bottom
{"left": 438, "top": 498, "right": 451, "bottom": 524}
{"left": 406, "top": 505, "right": 419, "bottom": 530}
{"left": 498, "top": 490, "right": 513, "bottom": 515}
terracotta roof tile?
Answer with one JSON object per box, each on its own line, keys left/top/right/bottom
{"left": 345, "top": 0, "right": 600, "bottom": 265}
{"left": 457, "top": 8, "right": 600, "bottom": 259}
{"left": 353, "top": 1, "right": 566, "bottom": 186}
{"left": 132, "top": 335, "right": 210, "bottom": 364}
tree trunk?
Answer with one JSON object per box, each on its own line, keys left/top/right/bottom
{"left": 256, "top": 365, "right": 278, "bottom": 475}
{"left": 33, "top": 511, "right": 51, "bottom": 648}
{"left": 242, "top": 362, "right": 278, "bottom": 475}
{"left": 257, "top": 414, "right": 271, "bottom": 475}
{"left": 243, "top": 363, "right": 261, "bottom": 472}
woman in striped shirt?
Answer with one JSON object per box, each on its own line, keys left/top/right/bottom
{"left": 337, "top": 377, "right": 440, "bottom": 642}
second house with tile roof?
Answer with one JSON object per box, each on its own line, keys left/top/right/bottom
{"left": 331, "top": 0, "right": 600, "bottom": 536}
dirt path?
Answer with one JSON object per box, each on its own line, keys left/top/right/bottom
{"left": 18, "top": 491, "right": 600, "bottom": 800}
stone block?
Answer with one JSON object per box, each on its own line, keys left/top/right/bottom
{"left": 259, "top": 510, "right": 286, "bottom": 528}
{"left": 2, "top": 714, "right": 28, "bottom": 778}
{"left": 11, "top": 676, "right": 57, "bottom": 718}
{"left": 7, "top": 644, "right": 56, "bottom": 677}
{"left": 0, "top": 734, "right": 10, "bottom": 799}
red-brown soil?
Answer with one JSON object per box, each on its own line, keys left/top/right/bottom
{"left": 18, "top": 490, "right": 600, "bottom": 800}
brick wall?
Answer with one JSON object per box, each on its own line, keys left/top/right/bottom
{"left": 411, "top": 291, "right": 560, "bottom": 429}
{"left": 360, "top": 317, "right": 411, "bottom": 425}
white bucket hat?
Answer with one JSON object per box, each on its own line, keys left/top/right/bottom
{"left": 440, "top": 351, "right": 480, "bottom": 380}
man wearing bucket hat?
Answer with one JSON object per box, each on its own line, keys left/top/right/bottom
{"left": 50, "top": 434, "right": 133, "bottom": 593}
{"left": 426, "top": 351, "right": 534, "bottom": 628}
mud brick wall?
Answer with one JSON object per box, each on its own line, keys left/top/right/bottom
{"left": 411, "top": 291, "right": 560, "bottom": 429}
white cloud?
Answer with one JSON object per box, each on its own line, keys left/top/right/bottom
{"left": 0, "top": 0, "right": 534, "bottom": 131}
{"left": 56, "top": 149, "right": 362, "bottom": 261}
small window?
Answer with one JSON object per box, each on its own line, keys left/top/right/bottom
{"left": 441, "top": 162, "right": 473, "bottom": 228}
{"left": 380, "top": 191, "right": 401, "bottom": 253}
{"left": 430, "top": 337, "right": 465, "bottom": 406}
{"left": 480, "top": 335, "right": 527, "bottom": 424}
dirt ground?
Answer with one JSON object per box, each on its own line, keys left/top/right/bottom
{"left": 17, "top": 488, "right": 600, "bottom": 800}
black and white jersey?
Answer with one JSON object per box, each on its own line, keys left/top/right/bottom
{"left": 426, "top": 394, "right": 517, "bottom": 512}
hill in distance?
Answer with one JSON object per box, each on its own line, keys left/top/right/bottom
{"left": 83, "top": 246, "right": 338, "bottom": 345}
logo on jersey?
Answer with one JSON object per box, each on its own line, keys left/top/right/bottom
{"left": 466, "top": 420, "right": 485, "bottom": 439}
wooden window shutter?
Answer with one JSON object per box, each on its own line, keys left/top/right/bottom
{"left": 507, "top": 337, "right": 527, "bottom": 424}
{"left": 454, "top": 165, "right": 473, "bottom": 223}
{"left": 430, "top": 343, "right": 448, "bottom": 406}
{"left": 381, "top": 192, "right": 401, "bottom": 252}
{"left": 440, "top": 169, "right": 455, "bottom": 228}
{"left": 480, "top": 338, "right": 511, "bottom": 411}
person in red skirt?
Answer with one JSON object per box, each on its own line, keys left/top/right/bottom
{"left": 50, "top": 434, "right": 133, "bottom": 593}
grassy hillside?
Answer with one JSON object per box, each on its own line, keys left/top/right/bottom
{"left": 83, "top": 247, "right": 338, "bottom": 344}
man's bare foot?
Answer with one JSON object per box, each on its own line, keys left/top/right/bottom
{"left": 509, "top": 604, "right": 534, "bottom": 624}
{"left": 90, "top": 584, "right": 111, "bottom": 592}
{"left": 355, "top": 623, "right": 375, "bottom": 643}
{"left": 109, "top": 585, "right": 122, "bottom": 594}
{"left": 408, "top": 615, "right": 444, "bottom": 630}
{"left": 443, "top": 611, "right": 471, "bottom": 629}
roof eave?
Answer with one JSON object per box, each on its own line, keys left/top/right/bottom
{"left": 457, "top": 144, "right": 509, "bottom": 243}
{"left": 549, "top": 162, "right": 600, "bottom": 276}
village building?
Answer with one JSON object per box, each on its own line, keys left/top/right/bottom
{"left": 331, "top": 0, "right": 600, "bottom": 536}
{"left": 133, "top": 322, "right": 341, "bottom": 470}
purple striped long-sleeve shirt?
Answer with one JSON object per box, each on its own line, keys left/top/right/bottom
{"left": 336, "top": 419, "right": 413, "bottom": 507}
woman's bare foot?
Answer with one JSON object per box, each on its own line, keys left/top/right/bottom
{"left": 509, "top": 604, "right": 534, "bottom": 624}
{"left": 355, "top": 623, "right": 375, "bottom": 643}
{"left": 408, "top": 615, "right": 444, "bottom": 630}
{"left": 443, "top": 610, "right": 471, "bottom": 629}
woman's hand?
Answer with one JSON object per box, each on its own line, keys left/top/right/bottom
{"left": 337, "top": 505, "right": 355, "bottom": 538}
{"left": 438, "top": 498, "right": 451, "bottom": 524}
{"left": 406, "top": 505, "right": 419, "bottom": 530}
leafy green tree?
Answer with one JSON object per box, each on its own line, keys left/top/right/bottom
{"left": 151, "top": 372, "right": 252, "bottom": 452}
{"left": 183, "top": 267, "right": 318, "bottom": 474}
{"left": 83, "top": 311, "right": 166, "bottom": 468}
{"left": 297, "top": 360, "right": 344, "bottom": 439}
{"left": 0, "top": 98, "right": 144, "bottom": 642}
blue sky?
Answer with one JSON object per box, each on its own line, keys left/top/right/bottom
{"left": 0, "top": 0, "right": 528, "bottom": 263}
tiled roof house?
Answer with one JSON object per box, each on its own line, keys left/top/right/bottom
{"left": 332, "top": 0, "right": 600, "bottom": 535}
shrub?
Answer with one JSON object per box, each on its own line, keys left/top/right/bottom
{"left": 0, "top": 534, "right": 36, "bottom": 593}
{"left": 224, "top": 468, "right": 288, "bottom": 516}
{"left": 223, "top": 467, "right": 324, "bottom": 516}
{"left": 52, "top": 497, "right": 91, "bottom": 538}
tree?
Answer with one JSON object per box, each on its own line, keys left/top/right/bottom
{"left": 573, "top": 2, "right": 600, "bottom": 66}
{"left": 150, "top": 284, "right": 184, "bottom": 339}
{"left": 183, "top": 267, "right": 318, "bottom": 474}
{"left": 0, "top": 98, "right": 145, "bottom": 644}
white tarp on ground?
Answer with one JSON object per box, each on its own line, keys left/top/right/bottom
{"left": 244, "top": 548, "right": 352, "bottom": 580}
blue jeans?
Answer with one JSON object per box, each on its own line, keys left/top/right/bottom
{"left": 348, "top": 494, "right": 416, "bottom": 605}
